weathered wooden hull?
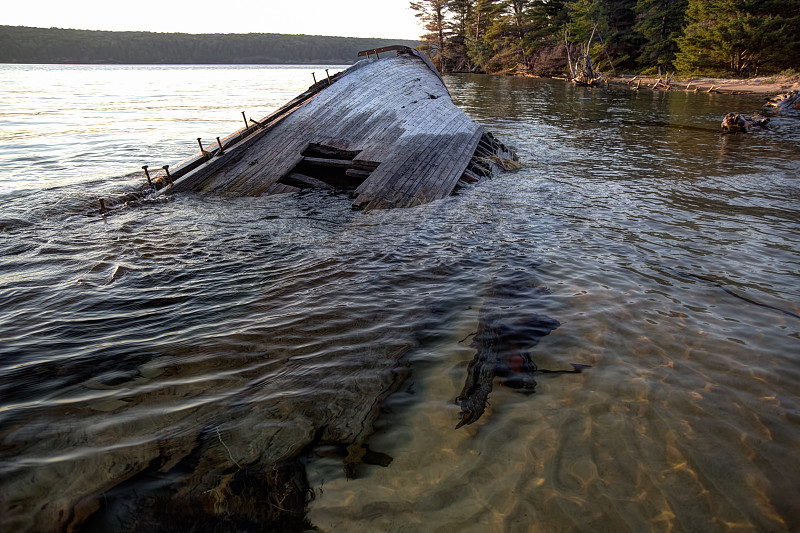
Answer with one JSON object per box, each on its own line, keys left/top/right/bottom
{"left": 168, "top": 48, "right": 516, "bottom": 210}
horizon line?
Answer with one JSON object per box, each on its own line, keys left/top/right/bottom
{"left": 1, "top": 24, "right": 422, "bottom": 42}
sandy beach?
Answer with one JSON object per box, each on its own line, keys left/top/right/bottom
{"left": 606, "top": 73, "right": 800, "bottom": 96}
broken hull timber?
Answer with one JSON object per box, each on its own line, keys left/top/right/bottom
{"left": 168, "top": 47, "right": 516, "bottom": 210}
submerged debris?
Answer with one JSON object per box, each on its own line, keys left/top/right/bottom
{"left": 721, "top": 87, "right": 799, "bottom": 135}
{"left": 721, "top": 112, "right": 770, "bottom": 133}
{"left": 455, "top": 282, "right": 590, "bottom": 429}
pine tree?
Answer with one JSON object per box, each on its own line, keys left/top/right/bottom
{"left": 470, "top": 0, "right": 506, "bottom": 70}
{"left": 602, "top": 0, "right": 642, "bottom": 70}
{"left": 410, "top": 0, "right": 450, "bottom": 72}
{"left": 675, "top": 0, "right": 799, "bottom": 76}
{"left": 524, "top": 0, "right": 569, "bottom": 74}
{"left": 633, "top": 0, "right": 688, "bottom": 70}
{"left": 445, "top": 0, "right": 476, "bottom": 71}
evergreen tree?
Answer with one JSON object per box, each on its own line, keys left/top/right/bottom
{"left": 478, "top": 1, "right": 541, "bottom": 73}
{"left": 488, "top": 0, "right": 534, "bottom": 71}
{"left": 523, "top": 0, "right": 569, "bottom": 74}
{"left": 410, "top": 0, "right": 450, "bottom": 72}
{"left": 566, "top": 0, "right": 641, "bottom": 73}
{"left": 470, "top": 0, "right": 507, "bottom": 70}
{"left": 445, "top": 0, "right": 476, "bottom": 71}
{"left": 602, "top": 0, "right": 641, "bottom": 70}
{"left": 633, "top": 0, "right": 688, "bottom": 70}
{"left": 675, "top": 0, "right": 799, "bottom": 76}
{"left": 566, "top": 0, "right": 608, "bottom": 44}
{"left": 402, "top": 0, "right": 800, "bottom": 76}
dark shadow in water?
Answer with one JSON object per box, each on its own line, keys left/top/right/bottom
{"left": 80, "top": 425, "right": 315, "bottom": 532}
{"left": 454, "top": 271, "right": 590, "bottom": 429}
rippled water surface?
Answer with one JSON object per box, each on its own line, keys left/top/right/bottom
{"left": 1, "top": 65, "right": 799, "bottom": 532}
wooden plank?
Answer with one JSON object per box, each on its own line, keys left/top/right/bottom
{"left": 282, "top": 172, "right": 337, "bottom": 190}
{"left": 355, "top": 103, "right": 470, "bottom": 209}
{"left": 213, "top": 64, "right": 395, "bottom": 193}
{"left": 350, "top": 160, "right": 381, "bottom": 171}
{"left": 345, "top": 168, "right": 372, "bottom": 180}
{"left": 348, "top": 59, "right": 466, "bottom": 207}
{"left": 264, "top": 182, "right": 301, "bottom": 195}
{"left": 213, "top": 59, "right": 408, "bottom": 195}
{"left": 170, "top": 82, "right": 328, "bottom": 192}
{"left": 423, "top": 127, "right": 483, "bottom": 203}
{"left": 353, "top": 95, "right": 452, "bottom": 198}
{"left": 304, "top": 143, "right": 361, "bottom": 160}
{"left": 301, "top": 157, "right": 356, "bottom": 169}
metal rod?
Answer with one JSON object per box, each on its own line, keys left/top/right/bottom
{"left": 197, "top": 137, "right": 211, "bottom": 160}
{"left": 242, "top": 111, "right": 249, "bottom": 129}
{"left": 216, "top": 137, "right": 224, "bottom": 154}
{"left": 162, "top": 165, "right": 172, "bottom": 185}
{"left": 312, "top": 72, "right": 317, "bottom": 85}
{"left": 325, "top": 69, "right": 331, "bottom": 86}
{"left": 142, "top": 165, "right": 152, "bottom": 187}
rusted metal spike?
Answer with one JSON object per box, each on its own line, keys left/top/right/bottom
{"left": 142, "top": 165, "right": 152, "bottom": 187}
{"left": 197, "top": 138, "right": 211, "bottom": 160}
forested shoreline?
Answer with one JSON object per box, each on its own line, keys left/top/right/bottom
{"left": 0, "top": 26, "right": 419, "bottom": 65}
{"left": 410, "top": 0, "right": 800, "bottom": 77}
{"left": 5, "top": 0, "right": 800, "bottom": 78}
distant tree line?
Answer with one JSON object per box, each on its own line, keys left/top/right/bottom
{"left": 410, "top": 0, "right": 800, "bottom": 77}
{"left": 0, "top": 26, "right": 419, "bottom": 65}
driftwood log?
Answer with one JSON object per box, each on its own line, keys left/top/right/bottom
{"left": 721, "top": 112, "right": 770, "bottom": 133}
{"left": 720, "top": 87, "right": 800, "bottom": 134}
{"left": 764, "top": 88, "right": 800, "bottom": 112}
{"left": 564, "top": 26, "right": 599, "bottom": 87}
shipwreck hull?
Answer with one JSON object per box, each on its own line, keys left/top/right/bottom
{"left": 168, "top": 47, "right": 516, "bottom": 210}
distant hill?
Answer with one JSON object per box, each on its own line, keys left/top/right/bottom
{"left": 0, "top": 26, "right": 420, "bottom": 64}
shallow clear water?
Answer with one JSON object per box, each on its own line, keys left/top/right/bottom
{"left": 1, "top": 65, "right": 799, "bottom": 532}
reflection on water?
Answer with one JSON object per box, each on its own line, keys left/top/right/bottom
{"left": 1, "top": 67, "right": 799, "bottom": 531}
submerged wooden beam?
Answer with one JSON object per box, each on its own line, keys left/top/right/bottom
{"left": 282, "top": 172, "right": 337, "bottom": 190}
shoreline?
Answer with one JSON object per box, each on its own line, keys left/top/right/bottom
{"left": 603, "top": 73, "right": 800, "bottom": 97}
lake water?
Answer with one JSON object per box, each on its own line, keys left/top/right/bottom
{"left": 1, "top": 64, "right": 799, "bottom": 532}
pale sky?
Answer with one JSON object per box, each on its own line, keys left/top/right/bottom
{"left": 4, "top": 0, "right": 422, "bottom": 40}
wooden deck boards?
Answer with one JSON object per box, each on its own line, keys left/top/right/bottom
{"left": 170, "top": 49, "right": 493, "bottom": 210}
